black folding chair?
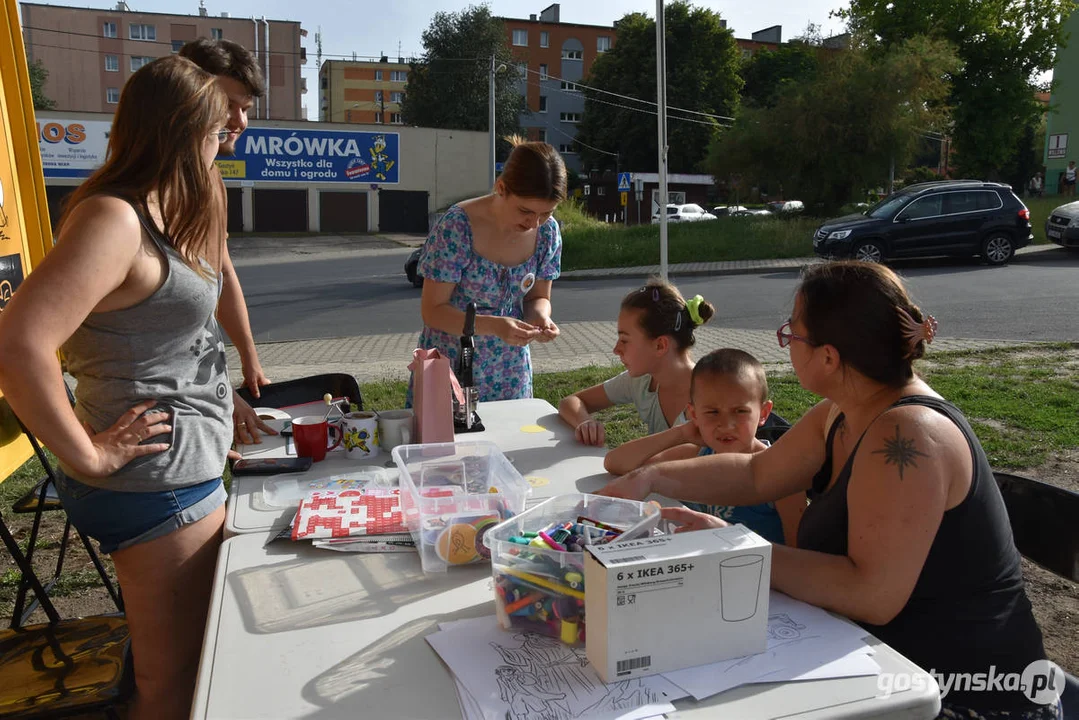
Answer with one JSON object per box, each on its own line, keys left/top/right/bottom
{"left": 236, "top": 372, "right": 363, "bottom": 412}
{"left": 993, "top": 471, "right": 1079, "bottom": 717}
{"left": 0, "top": 513, "right": 133, "bottom": 718}
{"left": 756, "top": 412, "right": 791, "bottom": 444}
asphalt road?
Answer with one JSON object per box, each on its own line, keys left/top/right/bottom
{"left": 233, "top": 246, "right": 1079, "bottom": 343}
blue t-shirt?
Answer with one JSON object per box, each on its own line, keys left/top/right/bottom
{"left": 683, "top": 445, "right": 786, "bottom": 545}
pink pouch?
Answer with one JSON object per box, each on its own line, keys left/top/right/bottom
{"left": 409, "top": 348, "right": 464, "bottom": 443}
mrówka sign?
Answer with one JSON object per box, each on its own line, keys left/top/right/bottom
{"left": 215, "top": 128, "right": 399, "bottom": 184}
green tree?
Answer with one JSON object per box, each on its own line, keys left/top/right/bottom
{"left": 401, "top": 5, "right": 523, "bottom": 146}
{"left": 574, "top": 2, "right": 741, "bottom": 174}
{"left": 28, "top": 59, "right": 56, "bottom": 110}
{"left": 837, "top": 0, "right": 1076, "bottom": 179}
{"left": 707, "top": 37, "right": 958, "bottom": 212}
{"left": 740, "top": 43, "right": 818, "bottom": 108}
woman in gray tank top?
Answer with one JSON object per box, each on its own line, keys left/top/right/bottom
{"left": 0, "top": 56, "right": 237, "bottom": 720}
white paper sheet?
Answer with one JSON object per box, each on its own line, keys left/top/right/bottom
{"left": 662, "top": 591, "right": 878, "bottom": 700}
{"left": 428, "top": 616, "right": 683, "bottom": 720}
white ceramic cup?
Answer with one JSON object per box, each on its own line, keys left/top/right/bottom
{"left": 341, "top": 411, "right": 380, "bottom": 460}
{"left": 378, "top": 409, "right": 414, "bottom": 451}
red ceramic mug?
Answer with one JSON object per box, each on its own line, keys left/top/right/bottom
{"left": 291, "top": 415, "right": 342, "bottom": 462}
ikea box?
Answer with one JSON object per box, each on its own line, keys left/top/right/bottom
{"left": 584, "top": 524, "right": 771, "bottom": 683}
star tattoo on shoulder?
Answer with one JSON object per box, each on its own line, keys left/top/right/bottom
{"left": 872, "top": 424, "right": 928, "bottom": 480}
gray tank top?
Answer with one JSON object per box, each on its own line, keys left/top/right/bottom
{"left": 60, "top": 201, "right": 233, "bottom": 491}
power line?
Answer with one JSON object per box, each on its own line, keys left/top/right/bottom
{"left": 521, "top": 77, "right": 727, "bottom": 128}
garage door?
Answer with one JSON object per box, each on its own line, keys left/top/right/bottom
{"left": 226, "top": 187, "right": 244, "bottom": 234}
{"left": 252, "top": 189, "right": 307, "bottom": 232}
{"left": 320, "top": 191, "right": 368, "bottom": 232}
{"left": 378, "top": 190, "right": 429, "bottom": 233}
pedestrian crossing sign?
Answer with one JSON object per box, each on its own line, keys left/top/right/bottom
{"left": 618, "top": 172, "right": 631, "bottom": 192}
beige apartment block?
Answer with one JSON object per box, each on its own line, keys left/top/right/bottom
{"left": 20, "top": 1, "right": 306, "bottom": 119}
{"left": 319, "top": 58, "right": 410, "bottom": 126}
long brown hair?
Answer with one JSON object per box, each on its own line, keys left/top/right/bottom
{"left": 58, "top": 55, "right": 228, "bottom": 274}
{"left": 620, "top": 279, "right": 715, "bottom": 351}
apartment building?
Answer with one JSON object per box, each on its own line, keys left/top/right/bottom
{"left": 318, "top": 58, "right": 409, "bottom": 125}
{"left": 20, "top": 1, "right": 306, "bottom": 119}
{"left": 500, "top": 3, "right": 616, "bottom": 172}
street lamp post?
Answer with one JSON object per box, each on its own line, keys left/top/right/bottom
{"left": 655, "top": 0, "right": 669, "bottom": 281}
{"left": 489, "top": 56, "right": 506, "bottom": 187}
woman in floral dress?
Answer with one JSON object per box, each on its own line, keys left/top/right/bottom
{"left": 416, "top": 138, "right": 567, "bottom": 401}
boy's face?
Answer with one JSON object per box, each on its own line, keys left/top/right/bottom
{"left": 688, "top": 373, "right": 772, "bottom": 454}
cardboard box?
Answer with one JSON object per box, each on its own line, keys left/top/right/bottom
{"left": 584, "top": 524, "right": 771, "bottom": 682}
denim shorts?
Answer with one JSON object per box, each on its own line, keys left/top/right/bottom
{"left": 55, "top": 471, "right": 226, "bottom": 554}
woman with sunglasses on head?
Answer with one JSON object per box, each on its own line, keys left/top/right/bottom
{"left": 0, "top": 56, "right": 237, "bottom": 719}
{"left": 414, "top": 136, "right": 566, "bottom": 402}
{"left": 559, "top": 280, "right": 715, "bottom": 446}
{"left": 599, "top": 261, "right": 1056, "bottom": 720}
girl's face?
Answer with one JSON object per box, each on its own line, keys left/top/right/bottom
{"left": 203, "top": 124, "right": 227, "bottom": 169}
{"left": 613, "top": 309, "right": 663, "bottom": 375}
{"left": 495, "top": 182, "right": 559, "bottom": 233}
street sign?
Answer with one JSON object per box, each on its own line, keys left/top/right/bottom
{"left": 620, "top": 191, "right": 628, "bottom": 206}
{"left": 1048, "top": 133, "right": 1068, "bottom": 159}
{"left": 617, "top": 172, "right": 631, "bottom": 192}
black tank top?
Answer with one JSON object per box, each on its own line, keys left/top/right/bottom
{"left": 797, "top": 395, "right": 1045, "bottom": 711}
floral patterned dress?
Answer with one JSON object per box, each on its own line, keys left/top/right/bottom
{"left": 415, "top": 205, "right": 562, "bottom": 401}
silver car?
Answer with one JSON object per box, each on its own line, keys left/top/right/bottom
{"left": 1044, "top": 200, "right": 1079, "bottom": 249}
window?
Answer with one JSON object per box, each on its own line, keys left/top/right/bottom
{"left": 103, "top": 21, "right": 117, "bottom": 38}
{"left": 538, "top": 129, "right": 547, "bottom": 142}
{"left": 562, "top": 48, "right": 583, "bottom": 60}
{"left": 211, "top": 28, "right": 223, "bottom": 40}
{"left": 375, "top": 70, "right": 383, "bottom": 81}
{"left": 560, "top": 112, "right": 581, "bottom": 123}
{"left": 538, "top": 96, "right": 547, "bottom": 113}
{"left": 597, "top": 186, "right": 607, "bottom": 196}
{"left": 899, "top": 195, "right": 943, "bottom": 221}
{"left": 517, "top": 62, "right": 527, "bottom": 81}
{"left": 513, "top": 29, "right": 528, "bottom": 46}
{"left": 106, "top": 87, "right": 120, "bottom": 104}
{"left": 130, "top": 56, "right": 152, "bottom": 72}
{"left": 374, "top": 113, "right": 383, "bottom": 124}
{"left": 558, "top": 143, "right": 577, "bottom": 154}
{"left": 597, "top": 36, "right": 611, "bottom": 53}
{"left": 560, "top": 81, "right": 581, "bottom": 92}
{"left": 539, "top": 63, "right": 548, "bottom": 80}
{"left": 391, "top": 70, "right": 408, "bottom": 82}
{"left": 391, "top": 91, "right": 404, "bottom": 103}
{"left": 390, "top": 112, "right": 402, "bottom": 124}
{"left": 374, "top": 90, "right": 383, "bottom": 103}
{"left": 105, "top": 54, "right": 119, "bottom": 72}
{"left": 540, "top": 31, "right": 549, "bottom": 48}
{"left": 945, "top": 190, "right": 1002, "bottom": 214}
{"left": 171, "top": 40, "right": 184, "bottom": 53}
{"left": 129, "top": 23, "right": 156, "bottom": 41}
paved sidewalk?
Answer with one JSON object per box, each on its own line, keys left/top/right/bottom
{"left": 228, "top": 321, "right": 1031, "bottom": 386}
{"left": 558, "top": 243, "right": 1057, "bottom": 280}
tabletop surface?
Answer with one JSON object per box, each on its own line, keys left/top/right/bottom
{"left": 192, "top": 531, "right": 940, "bottom": 720}
{"left": 225, "top": 399, "right": 611, "bottom": 537}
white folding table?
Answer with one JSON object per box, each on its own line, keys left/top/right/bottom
{"left": 225, "top": 398, "right": 611, "bottom": 537}
{"left": 191, "top": 532, "right": 941, "bottom": 719}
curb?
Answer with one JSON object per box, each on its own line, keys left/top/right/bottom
{"left": 559, "top": 261, "right": 811, "bottom": 281}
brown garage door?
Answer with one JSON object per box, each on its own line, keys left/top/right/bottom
{"left": 226, "top": 187, "right": 244, "bottom": 234}
{"left": 252, "top": 189, "right": 307, "bottom": 232}
{"left": 379, "top": 190, "right": 429, "bottom": 233}
{"left": 320, "top": 191, "right": 368, "bottom": 232}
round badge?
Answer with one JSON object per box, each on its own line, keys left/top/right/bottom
{"left": 436, "top": 523, "right": 479, "bottom": 565}
{"left": 472, "top": 516, "right": 499, "bottom": 559}
{"left": 520, "top": 272, "right": 536, "bottom": 294}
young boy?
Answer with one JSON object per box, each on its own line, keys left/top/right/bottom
{"left": 603, "top": 348, "right": 805, "bottom": 545}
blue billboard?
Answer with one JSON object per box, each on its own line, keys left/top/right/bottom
{"left": 216, "top": 127, "right": 400, "bottom": 184}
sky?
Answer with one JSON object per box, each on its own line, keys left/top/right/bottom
{"left": 21, "top": 0, "right": 851, "bottom": 119}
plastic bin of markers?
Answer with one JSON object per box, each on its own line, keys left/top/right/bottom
{"left": 392, "top": 441, "right": 531, "bottom": 574}
{"left": 483, "top": 493, "right": 662, "bottom": 646}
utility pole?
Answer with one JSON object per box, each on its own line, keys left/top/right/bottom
{"left": 655, "top": 0, "right": 669, "bottom": 281}
{"left": 489, "top": 56, "right": 497, "bottom": 187}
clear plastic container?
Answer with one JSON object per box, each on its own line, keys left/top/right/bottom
{"left": 392, "top": 441, "right": 531, "bottom": 573}
{"left": 482, "top": 493, "right": 662, "bottom": 645}
{"left": 261, "top": 467, "right": 396, "bottom": 508}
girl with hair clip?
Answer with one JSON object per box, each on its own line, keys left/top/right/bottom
{"left": 559, "top": 280, "right": 715, "bottom": 446}
{"left": 0, "top": 56, "right": 235, "bottom": 719}
{"left": 600, "top": 261, "right": 1056, "bottom": 720}
{"left": 414, "top": 136, "right": 567, "bottom": 401}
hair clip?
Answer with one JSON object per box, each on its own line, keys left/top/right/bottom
{"left": 898, "top": 308, "right": 938, "bottom": 351}
{"left": 685, "top": 295, "right": 706, "bottom": 326}
{"left": 674, "top": 312, "right": 682, "bottom": 332}
{"left": 653, "top": 288, "right": 660, "bottom": 302}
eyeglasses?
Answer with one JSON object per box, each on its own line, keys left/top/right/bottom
{"left": 210, "top": 129, "right": 231, "bottom": 143}
{"left": 777, "top": 320, "right": 817, "bottom": 349}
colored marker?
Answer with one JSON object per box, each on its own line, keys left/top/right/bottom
{"left": 577, "top": 516, "right": 624, "bottom": 534}
{"left": 500, "top": 567, "right": 585, "bottom": 600}
{"left": 537, "top": 531, "right": 566, "bottom": 551}
{"left": 504, "top": 592, "right": 543, "bottom": 614}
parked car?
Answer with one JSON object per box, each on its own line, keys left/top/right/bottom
{"left": 767, "top": 200, "right": 804, "bottom": 214}
{"left": 405, "top": 248, "right": 423, "bottom": 287}
{"left": 712, "top": 205, "right": 748, "bottom": 217}
{"left": 651, "top": 203, "right": 716, "bottom": 223}
{"left": 732, "top": 208, "right": 773, "bottom": 218}
{"left": 1043, "top": 200, "right": 1079, "bottom": 249}
{"left": 812, "top": 180, "right": 1032, "bottom": 266}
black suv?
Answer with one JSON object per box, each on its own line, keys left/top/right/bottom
{"left": 813, "top": 181, "right": 1032, "bottom": 265}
